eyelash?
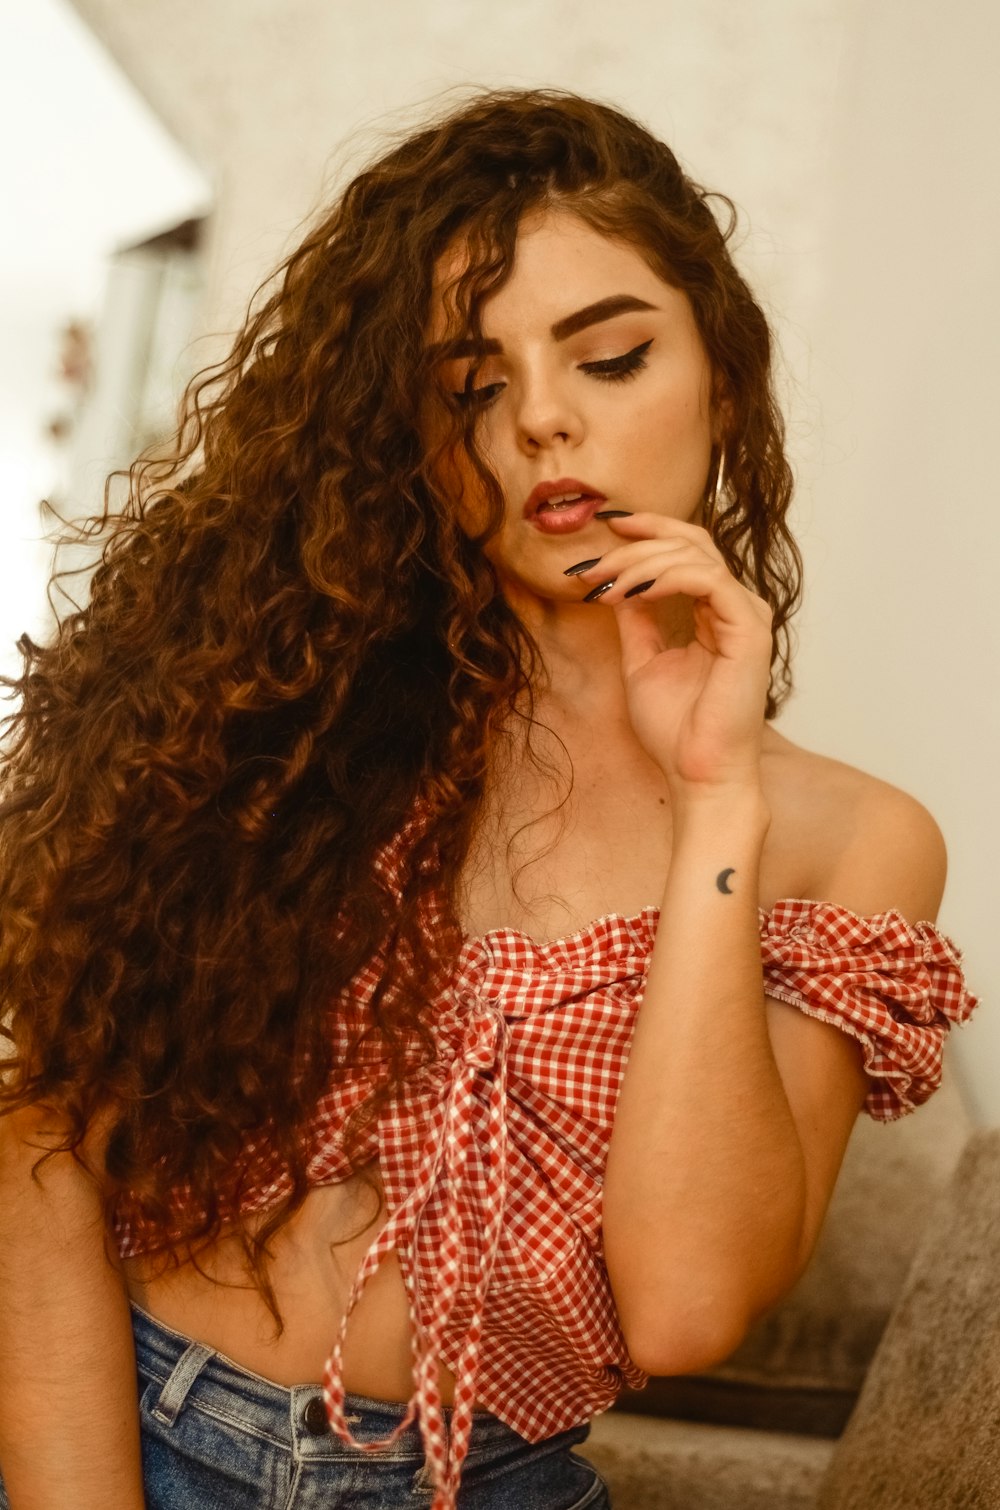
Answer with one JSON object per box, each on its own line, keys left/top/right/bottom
{"left": 452, "top": 338, "right": 654, "bottom": 408}
{"left": 581, "top": 338, "right": 654, "bottom": 382}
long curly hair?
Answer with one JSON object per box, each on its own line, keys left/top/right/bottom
{"left": 0, "top": 87, "right": 801, "bottom": 1321}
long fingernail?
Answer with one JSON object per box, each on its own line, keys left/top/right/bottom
{"left": 624, "top": 579, "right": 656, "bottom": 598}
{"left": 563, "top": 557, "right": 602, "bottom": 577}
{"left": 583, "top": 579, "right": 616, "bottom": 602}
{"left": 592, "top": 509, "right": 633, "bottom": 519}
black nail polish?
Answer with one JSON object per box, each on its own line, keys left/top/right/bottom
{"left": 563, "top": 557, "right": 602, "bottom": 577}
{"left": 592, "top": 509, "right": 633, "bottom": 519}
{"left": 624, "top": 579, "right": 656, "bottom": 598}
{"left": 583, "top": 579, "right": 616, "bottom": 602}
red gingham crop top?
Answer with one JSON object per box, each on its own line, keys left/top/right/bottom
{"left": 114, "top": 811, "right": 980, "bottom": 1510}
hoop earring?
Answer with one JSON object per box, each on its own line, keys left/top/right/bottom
{"left": 703, "top": 447, "right": 727, "bottom": 533}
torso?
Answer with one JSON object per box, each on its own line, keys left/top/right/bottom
{"left": 122, "top": 720, "right": 883, "bottom": 1403}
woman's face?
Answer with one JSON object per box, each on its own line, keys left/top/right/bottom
{"left": 426, "top": 206, "right": 721, "bottom": 602}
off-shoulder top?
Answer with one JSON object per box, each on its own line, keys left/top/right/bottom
{"left": 113, "top": 815, "right": 979, "bottom": 1510}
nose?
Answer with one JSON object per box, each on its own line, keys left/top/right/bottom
{"left": 513, "top": 368, "right": 584, "bottom": 455}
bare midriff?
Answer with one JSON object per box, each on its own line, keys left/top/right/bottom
{"left": 123, "top": 1164, "right": 472, "bottom": 1407}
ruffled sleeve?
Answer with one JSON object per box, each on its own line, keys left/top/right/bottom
{"left": 759, "top": 899, "right": 979, "bottom": 1121}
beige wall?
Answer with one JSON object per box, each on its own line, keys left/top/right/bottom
{"left": 775, "top": 0, "right": 999, "bottom": 1124}
{"left": 69, "top": 0, "right": 998, "bottom": 1120}
{"left": 65, "top": 1, "right": 845, "bottom": 374}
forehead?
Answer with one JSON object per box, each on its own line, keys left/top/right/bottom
{"left": 428, "top": 206, "right": 673, "bottom": 341}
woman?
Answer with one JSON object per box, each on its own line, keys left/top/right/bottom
{"left": 0, "top": 89, "right": 977, "bottom": 1510}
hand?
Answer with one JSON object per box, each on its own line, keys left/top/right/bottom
{"left": 572, "top": 513, "right": 774, "bottom": 795}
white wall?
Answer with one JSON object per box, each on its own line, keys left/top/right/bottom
{"left": 65, "top": 0, "right": 998, "bottom": 1119}
{"left": 776, "top": 0, "right": 1000, "bottom": 1123}
{"left": 65, "top": 0, "right": 845, "bottom": 396}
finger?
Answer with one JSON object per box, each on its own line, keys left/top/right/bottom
{"left": 604, "top": 558, "right": 768, "bottom": 642}
{"left": 572, "top": 537, "right": 692, "bottom": 585}
{"left": 579, "top": 546, "right": 733, "bottom": 610}
{"left": 612, "top": 595, "right": 668, "bottom": 678}
{"left": 574, "top": 519, "right": 728, "bottom": 585}
{"left": 592, "top": 510, "right": 729, "bottom": 565}
{"left": 578, "top": 547, "right": 690, "bottom": 602}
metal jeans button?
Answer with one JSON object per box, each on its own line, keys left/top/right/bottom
{"left": 303, "top": 1395, "right": 329, "bottom": 1435}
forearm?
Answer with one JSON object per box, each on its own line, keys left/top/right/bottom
{"left": 602, "top": 785, "right": 806, "bottom": 1372}
{"left": 0, "top": 1114, "right": 145, "bottom": 1509}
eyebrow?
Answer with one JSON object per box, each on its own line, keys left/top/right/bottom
{"left": 432, "top": 294, "right": 658, "bottom": 359}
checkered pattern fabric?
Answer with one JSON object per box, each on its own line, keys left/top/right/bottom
{"left": 114, "top": 819, "right": 979, "bottom": 1510}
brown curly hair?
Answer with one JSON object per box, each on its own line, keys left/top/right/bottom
{"left": 0, "top": 87, "right": 801, "bottom": 1322}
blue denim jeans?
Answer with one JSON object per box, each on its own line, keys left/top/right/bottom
{"left": 0, "top": 1302, "right": 612, "bottom": 1508}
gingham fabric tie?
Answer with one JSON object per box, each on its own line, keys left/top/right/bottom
{"left": 321, "top": 992, "right": 511, "bottom": 1510}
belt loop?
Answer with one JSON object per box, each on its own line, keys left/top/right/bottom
{"left": 149, "top": 1341, "right": 215, "bottom": 1426}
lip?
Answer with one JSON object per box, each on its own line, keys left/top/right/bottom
{"left": 523, "top": 477, "right": 608, "bottom": 534}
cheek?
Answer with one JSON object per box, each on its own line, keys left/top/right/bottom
{"left": 636, "top": 367, "right": 714, "bottom": 448}
{"left": 618, "top": 382, "right": 714, "bottom": 501}
{"left": 621, "top": 386, "right": 704, "bottom": 455}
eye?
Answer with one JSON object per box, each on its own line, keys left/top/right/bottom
{"left": 580, "top": 338, "right": 654, "bottom": 382}
{"left": 451, "top": 381, "right": 506, "bottom": 409}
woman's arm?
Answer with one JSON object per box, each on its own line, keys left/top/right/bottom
{"left": 585, "top": 513, "right": 946, "bottom": 1376}
{"left": 602, "top": 779, "right": 946, "bottom": 1377}
{"left": 603, "top": 783, "right": 794, "bottom": 1373}
{"left": 0, "top": 1108, "right": 145, "bottom": 1510}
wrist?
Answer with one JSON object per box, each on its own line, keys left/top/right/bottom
{"left": 663, "top": 790, "right": 770, "bottom": 911}
{"left": 668, "top": 782, "right": 771, "bottom": 841}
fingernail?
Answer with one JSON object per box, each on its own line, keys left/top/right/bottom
{"left": 593, "top": 509, "right": 633, "bottom": 519}
{"left": 583, "top": 579, "right": 616, "bottom": 602}
{"left": 624, "top": 579, "right": 656, "bottom": 598}
{"left": 563, "top": 557, "right": 602, "bottom": 577}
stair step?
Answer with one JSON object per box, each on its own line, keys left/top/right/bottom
{"left": 576, "top": 1412, "right": 834, "bottom": 1510}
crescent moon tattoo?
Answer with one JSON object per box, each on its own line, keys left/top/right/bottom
{"left": 716, "top": 868, "right": 736, "bottom": 894}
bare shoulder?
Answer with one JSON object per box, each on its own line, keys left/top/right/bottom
{"left": 760, "top": 726, "right": 947, "bottom": 925}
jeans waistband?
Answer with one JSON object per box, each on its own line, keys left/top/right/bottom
{"left": 129, "top": 1301, "right": 517, "bottom": 1458}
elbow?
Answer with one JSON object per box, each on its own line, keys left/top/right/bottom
{"left": 617, "top": 1255, "right": 809, "bottom": 1377}
{"left": 621, "top": 1294, "right": 754, "bottom": 1378}
{"left": 608, "top": 1222, "right": 811, "bottom": 1377}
